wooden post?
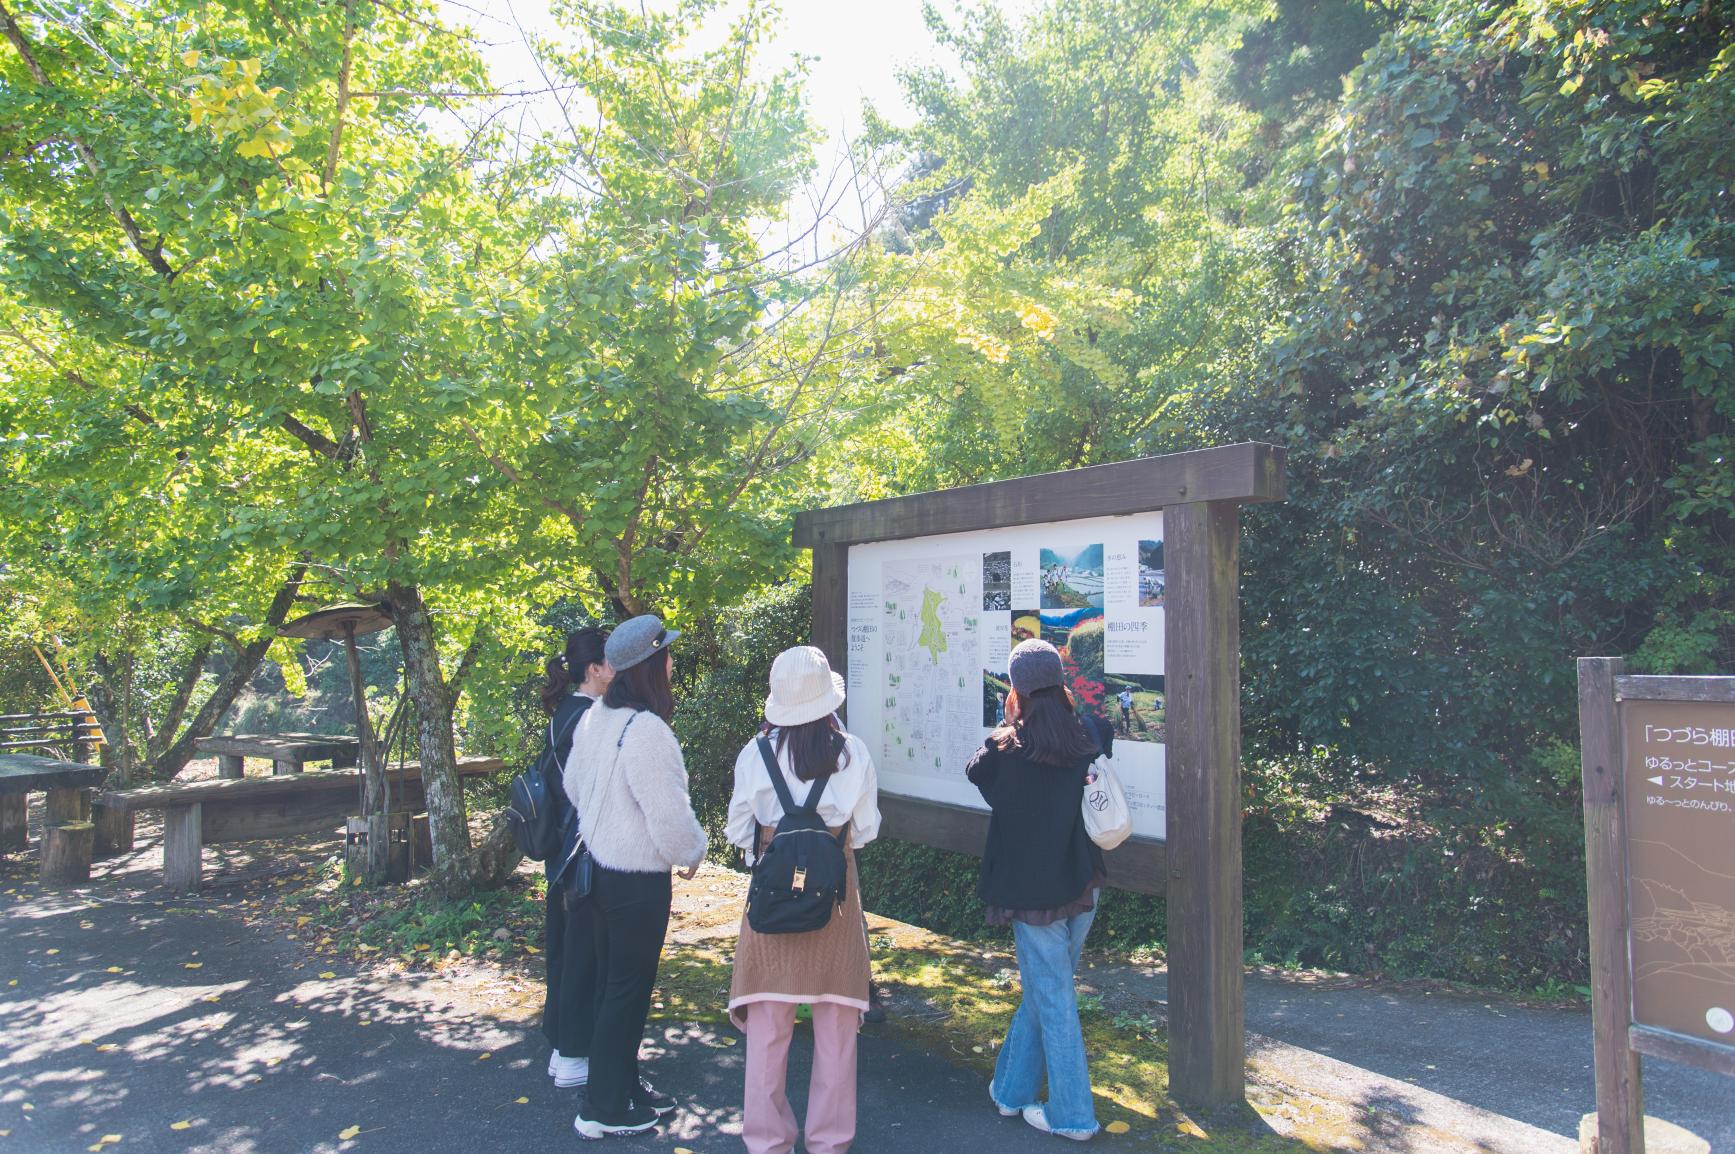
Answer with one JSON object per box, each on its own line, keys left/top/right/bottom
{"left": 92, "top": 803, "right": 134, "bottom": 857}
{"left": 1164, "top": 499, "right": 1246, "bottom": 1107}
{"left": 163, "top": 802, "right": 203, "bottom": 893}
{"left": 1579, "top": 657, "right": 1644, "bottom": 1154}
{"left": 810, "top": 542, "right": 849, "bottom": 719}
{"left": 217, "top": 754, "right": 245, "bottom": 779}
{"left": 42, "top": 820, "right": 94, "bottom": 884}
{"left": 45, "top": 786, "right": 90, "bottom": 825}
{"left": 0, "top": 794, "right": 25, "bottom": 853}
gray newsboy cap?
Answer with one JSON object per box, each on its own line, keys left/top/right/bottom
{"left": 605, "top": 614, "right": 680, "bottom": 672}
{"left": 1008, "top": 638, "right": 1064, "bottom": 695}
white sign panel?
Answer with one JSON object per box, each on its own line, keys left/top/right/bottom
{"left": 846, "top": 512, "right": 1167, "bottom": 840}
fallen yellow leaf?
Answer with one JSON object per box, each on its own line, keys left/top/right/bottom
{"left": 338, "top": 1125, "right": 361, "bottom": 1140}
{"left": 357, "top": 1019, "right": 371, "bottom": 1026}
{"left": 203, "top": 995, "right": 221, "bottom": 1003}
{"left": 296, "top": 916, "right": 311, "bottom": 927}
{"left": 44, "top": 949, "right": 59, "bottom": 956}
{"left": 514, "top": 1097, "right": 528, "bottom": 1105}
{"left": 105, "top": 967, "right": 123, "bottom": 974}
{"left": 477, "top": 1052, "right": 492, "bottom": 1061}
{"left": 95, "top": 1043, "right": 118, "bottom": 1053}
{"left": 183, "top": 962, "right": 202, "bottom": 970}
{"left": 318, "top": 972, "right": 336, "bottom": 980}
{"left": 101, "top": 1136, "right": 121, "bottom": 1145}
{"left": 170, "top": 1121, "right": 192, "bottom": 1131}
{"left": 1106, "top": 1120, "right": 1131, "bottom": 1134}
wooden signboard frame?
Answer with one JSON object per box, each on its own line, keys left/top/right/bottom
{"left": 793, "top": 441, "right": 1286, "bottom": 1106}
{"left": 1578, "top": 658, "right": 1735, "bottom": 1154}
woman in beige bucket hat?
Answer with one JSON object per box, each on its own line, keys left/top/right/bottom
{"left": 726, "top": 645, "right": 881, "bottom": 1154}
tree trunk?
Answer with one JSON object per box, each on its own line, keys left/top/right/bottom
{"left": 148, "top": 640, "right": 211, "bottom": 760}
{"left": 387, "top": 580, "right": 474, "bottom": 894}
{"left": 87, "top": 654, "right": 141, "bottom": 779}
{"left": 151, "top": 564, "right": 306, "bottom": 780}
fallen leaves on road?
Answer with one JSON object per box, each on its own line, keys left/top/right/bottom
{"left": 182, "top": 963, "right": 202, "bottom": 970}
{"left": 1105, "top": 1120, "right": 1131, "bottom": 1134}
{"left": 338, "top": 1125, "right": 361, "bottom": 1140}
{"left": 169, "top": 1121, "right": 192, "bottom": 1131}
{"left": 317, "top": 972, "right": 336, "bottom": 980}
{"left": 514, "top": 1097, "right": 528, "bottom": 1105}
{"left": 104, "top": 967, "right": 122, "bottom": 974}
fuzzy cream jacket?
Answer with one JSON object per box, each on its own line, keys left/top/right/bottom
{"left": 563, "top": 702, "right": 707, "bottom": 873}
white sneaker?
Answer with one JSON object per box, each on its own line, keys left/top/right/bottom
{"left": 550, "top": 1053, "right": 589, "bottom": 1088}
{"left": 1021, "top": 1104, "right": 1096, "bottom": 1141}
{"left": 991, "top": 1087, "right": 1019, "bottom": 1117}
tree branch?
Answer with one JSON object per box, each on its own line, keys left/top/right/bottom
{"left": 0, "top": 0, "right": 177, "bottom": 280}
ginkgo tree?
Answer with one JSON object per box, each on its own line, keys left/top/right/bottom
{"left": 1, "top": 0, "right": 875, "bottom": 892}
{"left": 0, "top": 0, "right": 554, "bottom": 891}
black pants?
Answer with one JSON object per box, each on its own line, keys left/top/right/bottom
{"left": 586, "top": 865, "right": 672, "bottom": 1119}
{"left": 542, "top": 883, "right": 599, "bottom": 1056}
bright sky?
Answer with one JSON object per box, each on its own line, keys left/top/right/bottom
{"left": 445, "top": 0, "right": 995, "bottom": 150}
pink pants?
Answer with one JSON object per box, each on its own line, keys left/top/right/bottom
{"left": 742, "top": 1000, "right": 859, "bottom": 1154}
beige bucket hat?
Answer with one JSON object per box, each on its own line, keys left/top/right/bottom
{"left": 764, "top": 645, "right": 846, "bottom": 727}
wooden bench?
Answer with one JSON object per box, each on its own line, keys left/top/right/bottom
{"left": 195, "top": 732, "right": 362, "bottom": 778}
{"left": 93, "top": 756, "right": 504, "bottom": 892}
{"left": 0, "top": 752, "right": 104, "bottom": 884}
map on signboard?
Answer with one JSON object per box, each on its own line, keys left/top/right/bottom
{"left": 882, "top": 556, "right": 981, "bottom": 779}
{"left": 1623, "top": 699, "right": 1735, "bottom": 1049}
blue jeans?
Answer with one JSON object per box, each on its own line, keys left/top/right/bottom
{"left": 989, "top": 899, "right": 1099, "bottom": 1137}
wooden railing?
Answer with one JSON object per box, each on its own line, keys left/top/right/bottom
{"left": 0, "top": 711, "right": 102, "bottom": 762}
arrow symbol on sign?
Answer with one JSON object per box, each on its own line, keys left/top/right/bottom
{"left": 1648, "top": 775, "right": 1665, "bottom": 786}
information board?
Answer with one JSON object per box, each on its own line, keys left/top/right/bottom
{"left": 846, "top": 512, "right": 1168, "bottom": 840}
{"left": 1621, "top": 698, "right": 1735, "bottom": 1050}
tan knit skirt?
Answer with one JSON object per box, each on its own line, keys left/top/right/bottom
{"left": 728, "top": 827, "right": 870, "bottom": 1030}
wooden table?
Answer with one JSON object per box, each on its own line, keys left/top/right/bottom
{"left": 0, "top": 752, "right": 104, "bottom": 883}
{"left": 95, "top": 756, "right": 504, "bottom": 892}
{"left": 194, "top": 732, "right": 361, "bottom": 778}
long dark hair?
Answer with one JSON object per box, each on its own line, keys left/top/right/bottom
{"left": 770, "top": 715, "right": 850, "bottom": 782}
{"left": 541, "top": 627, "right": 609, "bottom": 714}
{"left": 991, "top": 685, "right": 1100, "bottom": 767}
{"left": 604, "top": 652, "right": 674, "bottom": 722}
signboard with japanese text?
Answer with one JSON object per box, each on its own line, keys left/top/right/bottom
{"left": 1621, "top": 699, "right": 1735, "bottom": 1050}
{"left": 846, "top": 513, "right": 1168, "bottom": 840}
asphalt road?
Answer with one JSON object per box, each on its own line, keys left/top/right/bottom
{"left": 0, "top": 880, "right": 1155, "bottom": 1154}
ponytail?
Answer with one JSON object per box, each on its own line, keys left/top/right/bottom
{"left": 540, "top": 656, "right": 573, "bottom": 714}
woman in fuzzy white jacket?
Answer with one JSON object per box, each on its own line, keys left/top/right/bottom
{"left": 562, "top": 614, "right": 707, "bottom": 1139}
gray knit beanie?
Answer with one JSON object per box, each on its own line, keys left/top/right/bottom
{"left": 1007, "top": 638, "right": 1064, "bottom": 695}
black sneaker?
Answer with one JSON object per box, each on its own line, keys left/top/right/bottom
{"left": 572, "top": 1101, "right": 658, "bottom": 1139}
{"left": 634, "top": 1079, "right": 675, "bottom": 1117}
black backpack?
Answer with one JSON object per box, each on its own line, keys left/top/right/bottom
{"left": 746, "top": 736, "right": 849, "bottom": 935}
{"left": 506, "top": 705, "right": 585, "bottom": 862}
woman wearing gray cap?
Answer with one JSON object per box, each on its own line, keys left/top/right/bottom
{"left": 563, "top": 614, "right": 708, "bottom": 1139}
{"left": 967, "top": 638, "right": 1106, "bottom": 1141}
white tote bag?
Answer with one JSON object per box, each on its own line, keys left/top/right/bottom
{"left": 1082, "top": 756, "right": 1133, "bottom": 850}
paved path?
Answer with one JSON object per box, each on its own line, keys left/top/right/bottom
{"left": 1095, "top": 965, "right": 1733, "bottom": 1152}
{"left": 0, "top": 880, "right": 1146, "bottom": 1154}
{"left": 4, "top": 849, "right": 1728, "bottom": 1153}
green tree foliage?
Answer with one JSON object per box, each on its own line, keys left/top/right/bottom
{"left": 843, "top": 0, "right": 1733, "bottom": 984}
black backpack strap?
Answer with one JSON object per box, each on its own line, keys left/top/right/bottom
{"left": 757, "top": 736, "right": 802, "bottom": 815}
{"left": 801, "top": 773, "right": 828, "bottom": 812}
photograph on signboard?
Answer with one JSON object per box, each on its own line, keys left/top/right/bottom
{"left": 982, "top": 550, "right": 1012, "bottom": 610}
{"left": 1138, "top": 538, "right": 1165, "bottom": 607}
{"left": 1033, "top": 607, "right": 1166, "bottom": 744}
{"left": 1040, "top": 544, "right": 1105, "bottom": 609}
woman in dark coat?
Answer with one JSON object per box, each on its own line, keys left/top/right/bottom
{"left": 540, "top": 627, "right": 610, "bottom": 1089}
{"left": 967, "top": 638, "right": 1105, "bottom": 1141}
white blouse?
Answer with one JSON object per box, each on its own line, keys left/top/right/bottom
{"left": 726, "top": 728, "right": 881, "bottom": 864}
